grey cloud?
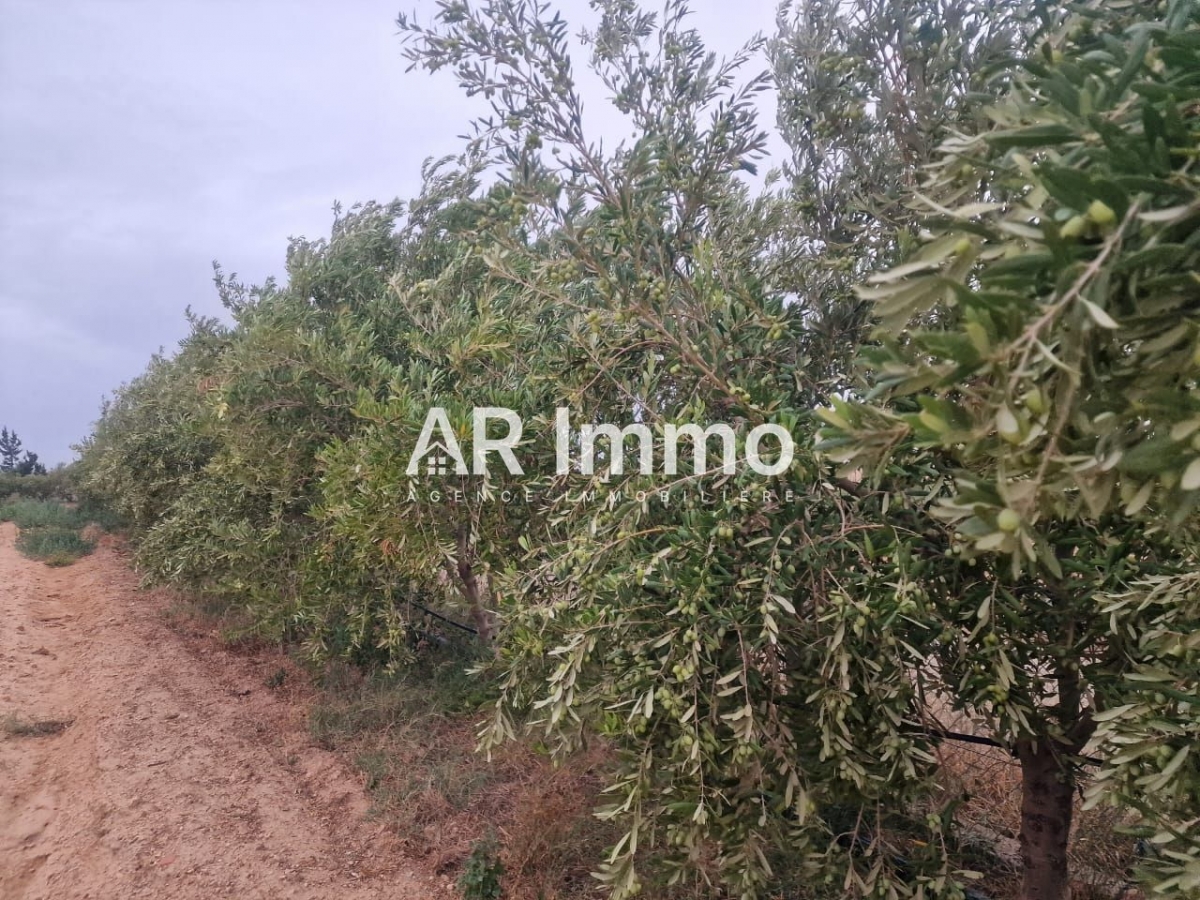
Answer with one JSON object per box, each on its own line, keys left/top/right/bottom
{"left": 0, "top": 0, "right": 780, "bottom": 466}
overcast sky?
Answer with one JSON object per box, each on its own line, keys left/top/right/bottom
{"left": 0, "top": 0, "right": 783, "bottom": 466}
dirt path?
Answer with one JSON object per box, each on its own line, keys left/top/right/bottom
{"left": 0, "top": 523, "right": 447, "bottom": 899}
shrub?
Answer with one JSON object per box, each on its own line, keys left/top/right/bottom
{"left": 459, "top": 836, "right": 505, "bottom": 900}
{"left": 2, "top": 500, "right": 100, "bottom": 565}
{"left": 0, "top": 500, "right": 84, "bottom": 530}
{"left": 15, "top": 527, "right": 96, "bottom": 563}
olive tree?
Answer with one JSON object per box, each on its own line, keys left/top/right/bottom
{"left": 315, "top": 172, "right": 568, "bottom": 646}
{"left": 817, "top": 2, "right": 1200, "bottom": 897}
{"left": 767, "top": 0, "right": 1040, "bottom": 386}
{"left": 399, "top": 2, "right": 982, "bottom": 897}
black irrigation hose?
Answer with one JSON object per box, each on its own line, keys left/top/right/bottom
{"left": 406, "top": 597, "right": 479, "bottom": 635}
{"left": 919, "top": 726, "right": 1104, "bottom": 767}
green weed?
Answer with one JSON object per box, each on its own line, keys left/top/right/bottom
{"left": 0, "top": 500, "right": 84, "bottom": 530}
{"left": 15, "top": 526, "right": 95, "bottom": 563}
{"left": 1, "top": 500, "right": 99, "bottom": 565}
{"left": 459, "top": 836, "right": 504, "bottom": 900}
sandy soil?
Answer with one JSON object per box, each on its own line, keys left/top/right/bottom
{"left": 0, "top": 522, "right": 449, "bottom": 899}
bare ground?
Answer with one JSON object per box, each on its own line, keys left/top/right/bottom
{"left": 0, "top": 522, "right": 451, "bottom": 900}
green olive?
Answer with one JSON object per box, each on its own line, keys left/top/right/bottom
{"left": 1087, "top": 199, "right": 1117, "bottom": 226}
{"left": 1060, "top": 215, "right": 1087, "bottom": 239}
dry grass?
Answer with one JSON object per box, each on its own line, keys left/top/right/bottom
{"left": 256, "top": 652, "right": 1148, "bottom": 900}
{"left": 310, "top": 661, "right": 758, "bottom": 900}
{"left": 161, "top": 589, "right": 269, "bottom": 653}
{"left": 308, "top": 656, "right": 624, "bottom": 899}
{"left": 80, "top": 523, "right": 106, "bottom": 544}
{"left": 493, "top": 753, "right": 617, "bottom": 899}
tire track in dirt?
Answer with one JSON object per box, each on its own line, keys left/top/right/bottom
{"left": 0, "top": 523, "right": 449, "bottom": 899}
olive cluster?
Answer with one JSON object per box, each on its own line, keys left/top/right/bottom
{"left": 480, "top": 192, "right": 528, "bottom": 227}
{"left": 1059, "top": 199, "right": 1118, "bottom": 240}
{"left": 545, "top": 258, "right": 582, "bottom": 286}
{"left": 634, "top": 272, "right": 669, "bottom": 306}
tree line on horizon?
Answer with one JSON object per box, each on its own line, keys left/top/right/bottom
{"left": 0, "top": 426, "right": 48, "bottom": 476}
{"left": 73, "top": 1, "right": 1200, "bottom": 898}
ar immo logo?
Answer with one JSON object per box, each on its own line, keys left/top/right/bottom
{"left": 405, "top": 408, "right": 794, "bottom": 477}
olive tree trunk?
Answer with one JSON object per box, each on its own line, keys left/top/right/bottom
{"left": 1016, "top": 738, "right": 1076, "bottom": 900}
{"left": 454, "top": 525, "right": 494, "bottom": 644}
{"left": 1015, "top": 663, "right": 1095, "bottom": 900}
